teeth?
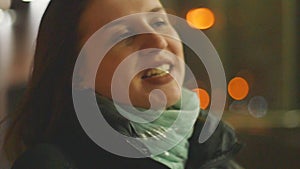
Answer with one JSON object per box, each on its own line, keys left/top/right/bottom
{"left": 143, "top": 64, "right": 171, "bottom": 79}
{"left": 156, "top": 64, "right": 170, "bottom": 72}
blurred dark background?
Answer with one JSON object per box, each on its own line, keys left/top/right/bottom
{"left": 1, "top": 0, "right": 300, "bottom": 168}
{"left": 166, "top": 1, "right": 300, "bottom": 168}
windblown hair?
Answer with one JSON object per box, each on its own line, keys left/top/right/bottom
{"left": 3, "top": 0, "right": 91, "bottom": 162}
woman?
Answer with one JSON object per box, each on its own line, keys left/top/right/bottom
{"left": 3, "top": 0, "right": 243, "bottom": 168}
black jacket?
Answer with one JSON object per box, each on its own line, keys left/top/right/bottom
{"left": 11, "top": 115, "right": 243, "bottom": 169}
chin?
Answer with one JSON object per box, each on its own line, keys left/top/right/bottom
{"left": 132, "top": 87, "right": 182, "bottom": 109}
{"left": 128, "top": 75, "right": 183, "bottom": 109}
{"left": 166, "top": 91, "right": 181, "bottom": 107}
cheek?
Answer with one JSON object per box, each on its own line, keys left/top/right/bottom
{"left": 173, "top": 42, "right": 185, "bottom": 85}
{"left": 170, "top": 40, "right": 185, "bottom": 64}
{"left": 168, "top": 37, "right": 184, "bottom": 59}
{"left": 167, "top": 29, "right": 184, "bottom": 57}
{"left": 95, "top": 64, "right": 113, "bottom": 96}
{"left": 97, "top": 52, "right": 141, "bottom": 99}
{"left": 176, "top": 43, "right": 184, "bottom": 60}
{"left": 95, "top": 53, "right": 120, "bottom": 95}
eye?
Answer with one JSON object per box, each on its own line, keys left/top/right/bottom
{"left": 118, "top": 32, "right": 133, "bottom": 40}
{"left": 153, "top": 20, "right": 167, "bottom": 27}
{"left": 151, "top": 17, "right": 168, "bottom": 28}
{"left": 112, "top": 30, "right": 135, "bottom": 44}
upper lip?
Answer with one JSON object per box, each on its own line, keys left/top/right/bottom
{"left": 137, "top": 50, "right": 176, "bottom": 70}
{"left": 134, "top": 49, "right": 178, "bottom": 78}
{"left": 146, "top": 61, "right": 174, "bottom": 69}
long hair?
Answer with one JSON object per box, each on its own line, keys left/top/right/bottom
{"left": 3, "top": 0, "right": 90, "bottom": 161}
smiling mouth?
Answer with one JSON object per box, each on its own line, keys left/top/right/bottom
{"left": 141, "top": 64, "right": 172, "bottom": 79}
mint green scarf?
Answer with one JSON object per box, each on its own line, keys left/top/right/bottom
{"left": 96, "top": 88, "right": 200, "bottom": 169}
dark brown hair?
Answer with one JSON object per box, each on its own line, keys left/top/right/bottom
{"left": 3, "top": 0, "right": 91, "bottom": 161}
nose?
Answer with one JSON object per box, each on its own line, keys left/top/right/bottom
{"left": 138, "top": 33, "right": 168, "bottom": 50}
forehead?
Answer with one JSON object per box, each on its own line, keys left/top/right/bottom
{"left": 79, "top": 0, "right": 163, "bottom": 39}
{"left": 91, "top": 0, "right": 163, "bottom": 15}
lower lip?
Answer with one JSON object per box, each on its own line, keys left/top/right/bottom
{"left": 142, "top": 71, "right": 174, "bottom": 85}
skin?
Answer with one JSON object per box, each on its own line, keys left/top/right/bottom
{"left": 79, "top": 0, "right": 185, "bottom": 108}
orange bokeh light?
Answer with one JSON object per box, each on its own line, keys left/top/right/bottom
{"left": 228, "top": 77, "right": 250, "bottom": 100}
{"left": 193, "top": 88, "right": 210, "bottom": 109}
{"left": 186, "top": 8, "right": 215, "bottom": 30}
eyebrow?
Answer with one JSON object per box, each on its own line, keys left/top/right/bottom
{"left": 102, "top": 7, "right": 166, "bottom": 31}
{"left": 149, "top": 7, "right": 165, "bottom": 12}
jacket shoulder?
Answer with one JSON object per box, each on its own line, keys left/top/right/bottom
{"left": 11, "top": 143, "right": 77, "bottom": 169}
{"left": 186, "top": 115, "right": 244, "bottom": 169}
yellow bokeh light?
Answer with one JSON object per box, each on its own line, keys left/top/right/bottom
{"left": 193, "top": 88, "right": 210, "bottom": 110}
{"left": 186, "top": 8, "right": 215, "bottom": 30}
{"left": 228, "top": 77, "right": 250, "bottom": 100}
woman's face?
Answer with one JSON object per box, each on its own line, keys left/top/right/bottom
{"left": 79, "top": 0, "right": 185, "bottom": 108}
